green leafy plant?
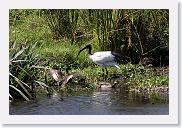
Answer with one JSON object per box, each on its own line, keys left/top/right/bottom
{"left": 9, "top": 42, "right": 40, "bottom": 101}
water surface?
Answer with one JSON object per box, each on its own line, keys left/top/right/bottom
{"left": 9, "top": 88, "right": 169, "bottom": 115}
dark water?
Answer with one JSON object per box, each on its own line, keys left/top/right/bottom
{"left": 9, "top": 88, "right": 169, "bottom": 115}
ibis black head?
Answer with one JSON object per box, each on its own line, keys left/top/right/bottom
{"left": 77, "top": 44, "right": 92, "bottom": 57}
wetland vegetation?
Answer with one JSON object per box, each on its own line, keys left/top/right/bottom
{"left": 9, "top": 9, "right": 169, "bottom": 104}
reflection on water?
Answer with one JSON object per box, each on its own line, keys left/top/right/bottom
{"left": 9, "top": 88, "right": 169, "bottom": 115}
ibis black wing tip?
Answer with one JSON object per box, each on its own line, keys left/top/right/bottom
{"left": 111, "top": 51, "right": 131, "bottom": 64}
{"left": 111, "top": 51, "right": 121, "bottom": 60}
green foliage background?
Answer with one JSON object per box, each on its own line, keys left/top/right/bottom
{"left": 9, "top": 9, "right": 169, "bottom": 101}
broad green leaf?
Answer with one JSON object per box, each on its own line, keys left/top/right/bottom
{"left": 9, "top": 85, "right": 30, "bottom": 101}
{"left": 9, "top": 73, "right": 31, "bottom": 89}
{"left": 10, "top": 48, "right": 25, "bottom": 61}
{"left": 9, "top": 73, "right": 32, "bottom": 98}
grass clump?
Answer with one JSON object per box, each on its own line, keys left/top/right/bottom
{"left": 36, "top": 41, "right": 94, "bottom": 70}
{"left": 9, "top": 42, "right": 40, "bottom": 101}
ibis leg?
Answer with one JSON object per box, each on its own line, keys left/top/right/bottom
{"left": 104, "top": 67, "right": 108, "bottom": 81}
{"left": 102, "top": 68, "right": 105, "bottom": 78}
{"left": 105, "top": 67, "right": 108, "bottom": 76}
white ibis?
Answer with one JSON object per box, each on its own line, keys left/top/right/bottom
{"left": 77, "top": 44, "right": 121, "bottom": 79}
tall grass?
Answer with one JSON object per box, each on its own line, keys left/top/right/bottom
{"left": 10, "top": 9, "right": 169, "bottom": 67}
{"left": 9, "top": 9, "right": 52, "bottom": 47}
{"left": 42, "top": 10, "right": 79, "bottom": 42}
{"left": 9, "top": 42, "right": 41, "bottom": 100}
{"left": 42, "top": 9, "right": 169, "bottom": 66}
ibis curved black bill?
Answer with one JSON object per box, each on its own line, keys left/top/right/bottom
{"left": 77, "top": 44, "right": 92, "bottom": 57}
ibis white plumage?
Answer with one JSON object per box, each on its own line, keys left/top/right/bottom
{"left": 77, "top": 44, "right": 121, "bottom": 78}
